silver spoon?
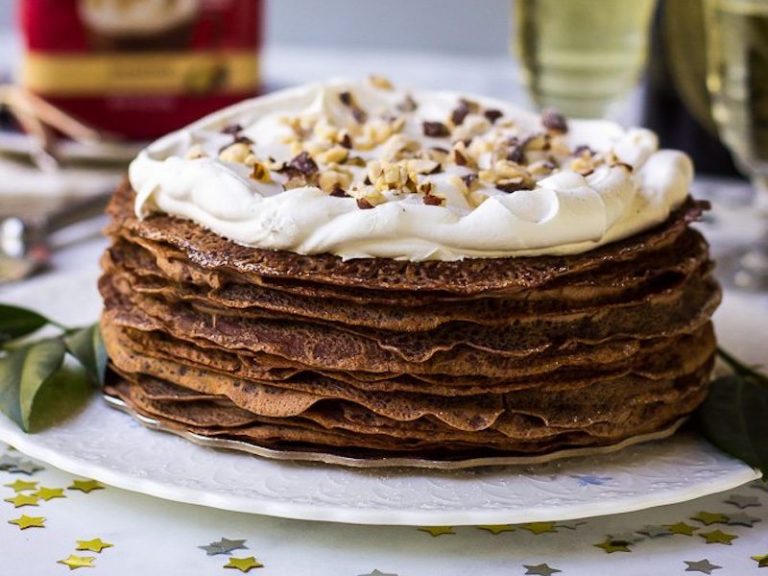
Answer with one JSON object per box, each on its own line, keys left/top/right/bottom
{"left": 0, "top": 192, "right": 110, "bottom": 285}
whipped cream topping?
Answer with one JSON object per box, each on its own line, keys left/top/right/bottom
{"left": 130, "top": 79, "right": 693, "bottom": 261}
{"left": 79, "top": 0, "right": 199, "bottom": 36}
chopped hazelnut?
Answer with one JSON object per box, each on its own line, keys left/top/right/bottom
{"left": 219, "top": 142, "right": 251, "bottom": 163}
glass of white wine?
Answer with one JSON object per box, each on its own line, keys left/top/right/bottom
{"left": 514, "top": 0, "right": 657, "bottom": 118}
{"left": 706, "top": 0, "right": 768, "bottom": 290}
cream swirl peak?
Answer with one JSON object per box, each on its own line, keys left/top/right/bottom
{"left": 130, "top": 78, "right": 693, "bottom": 261}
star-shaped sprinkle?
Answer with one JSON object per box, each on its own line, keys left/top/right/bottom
{"left": 518, "top": 522, "right": 557, "bottom": 535}
{"left": 665, "top": 522, "right": 698, "bottom": 536}
{"left": 199, "top": 538, "right": 248, "bottom": 555}
{"left": 4, "top": 479, "right": 38, "bottom": 493}
{"left": 554, "top": 520, "right": 586, "bottom": 530}
{"left": 9, "top": 460, "right": 44, "bottom": 475}
{"left": 524, "top": 563, "right": 561, "bottom": 576}
{"left": 0, "top": 454, "right": 22, "bottom": 470}
{"left": 691, "top": 512, "right": 729, "bottom": 526}
{"left": 68, "top": 480, "right": 105, "bottom": 494}
{"left": 223, "top": 556, "right": 263, "bottom": 573}
{"left": 724, "top": 494, "right": 761, "bottom": 509}
{"left": 594, "top": 538, "right": 632, "bottom": 553}
{"left": 607, "top": 531, "right": 644, "bottom": 544}
{"left": 684, "top": 559, "right": 722, "bottom": 574}
{"left": 417, "top": 526, "right": 455, "bottom": 537}
{"left": 57, "top": 555, "right": 95, "bottom": 570}
{"left": 357, "top": 571, "right": 398, "bottom": 576}
{"left": 35, "top": 486, "right": 65, "bottom": 501}
{"left": 8, "top": 514, "right": 45, "bottom": 530}
{"left": 76, "top": 538, "right": 113, "bottom": 553}
{"left": 751, "top": 554, "right": 768, "bottom": 568}
{"left": 476, "top": 524, "right": 515, "bottom": 535}
{"left": 699, "top": 529, "right": 737, "bottom": 545}
{"left": 4, "top": 493, "right": 40, "bottom": 508}
{"left": 725, "top": 512, "right": 761, "bottom": 527}
{"left": 639, "top": 525, "right": 673, "bottom": 538}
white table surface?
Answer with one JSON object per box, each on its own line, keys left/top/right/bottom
{"left": 1, "top": 45, "right": 768, "bottom": 576}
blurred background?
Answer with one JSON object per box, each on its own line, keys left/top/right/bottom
{"left": 1, "top": 0, "right": 767, "bottom": 289}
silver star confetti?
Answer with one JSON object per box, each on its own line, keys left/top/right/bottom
{"left": 725, "top": 512, "right": 762, "bottom": 527}
{"left": 524, "top": 563, "right": 561, "bottom": 576}
{"left": 198, "top": 538, "right": 248, "bottom": 556}
{"left": 607, "top": 531, "right": 644, "bottom": 544}
{"left": 724, "top": 494, "right": 761, "bottom": 509}
{"left": 0, "top": 454, "right": 23, "bottom": 471}
{"left": 638, "top": 525, "right": 673, "bottom": 538}
{"left": 684, "top": 559, "right": 722, "bottom": 574}
{"left": 8, "top": 460, "right": 44, "bottom": 476}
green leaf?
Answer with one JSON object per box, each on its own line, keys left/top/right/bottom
{"left": 0, "top": 339, "right": 67, "bottom": 431}
{"left": 697, "top": 373, "right": 768, "bottom": 476}
{"left": 0, "top": 304, "right": 51, "bottom": 345}
{"left": 64, "top": 324, "right": 107, "bottom": 387}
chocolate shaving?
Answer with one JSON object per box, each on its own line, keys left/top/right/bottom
{"left": 461, "top": 173, "right": 478, "bottom": 189}
{"left": 454, "top": 149, "right": 467, "bottom": 166}
{"left": 484, "top": 109, "right": 503, "bottom": 124}
{"left": 339, "top": 91, "right": 353, "bottom": 106}
{"left": 340, "top": 133, "right": 353, "bottom": 149}
{"left": 351, "top": 106, "right": 368, "bottom": 124}
{"left": 221, "top": 123, "right": 243, "bottom": 135}
{"left": 330, "top": 185, "right": 350, "bottom": 197}
{"left": 506, "top": 143, "right": 525, "bottom": 164}
{"left": 496, "top": 180, "right": 529, "bottom": 194}
{"left": 423, "top": 121, "right": 450, "bottom": 138}
{"left": 286, "top": 151, "right": 318, "bottom": 176}
{"left": 356, "top": 198, "right": 375, "bottom": 210}
{"left": 451, "top": 100, "right": 471, "bottom": 126}
{"left": 542, "top": 108, "right": 568, "bottom": 133}
{"left": 233, "top": 135, "right": 254, "bottom": 145}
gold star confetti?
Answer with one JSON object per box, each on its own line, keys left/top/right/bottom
{"left": 4, "top": 479, "right": 38, "bottom": 493}
{"left": 518, "top": 522, "right": 558, "bottom": 535}
{"left": 35, "top": 486, "right": 65, "bottom": 501}
{"left": 68, "top": 480, "right": 105, "bottom": 494}
{"left": 665, "top": 522, "right": 698, "bottom": 536}
{"left": 76, "top": 538, "right": 113, "bottom": 553}
{"left": 223, "top": 556, "right": 263, "bottom": 572}
{"left": 8, "top": 514, "right": 45, "bottom": 530}
{"left": 417, "top": 526, "right": 455, "bottom": 537}
{"left": 751, "top": 554, "right": 768, "bottom": 568}
{"left": 594, "top": 538, "right": 632, "bottom": 553}
{"left": 476, "top": 524, "right": 515, "bottom": 535}
{"left": 691, "top": 512, "right": 729, "bottom": 526}
{"left": 4, "top": 493, "right": 40, "bottom": 508}
{"left": 57, "top": 555, "right": 95, "bottom": 570}
{"left": 699, "top": 529, "right": 737, "bottom": 545}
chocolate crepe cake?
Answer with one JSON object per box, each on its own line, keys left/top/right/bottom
{"left": 99, "top": 78, "right": 720, "bottom": 462}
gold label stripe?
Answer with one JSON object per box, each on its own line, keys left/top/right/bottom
{"left": 21, "top": 52, "right": 259, "bottom": 96}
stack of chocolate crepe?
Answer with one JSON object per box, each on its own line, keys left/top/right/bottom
{"left": 99, "top": 183, "right": 720, "bottom": 461}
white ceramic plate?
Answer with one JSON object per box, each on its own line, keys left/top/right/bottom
{"left": 0, "top": 268, "right": 761, "bottom": 526}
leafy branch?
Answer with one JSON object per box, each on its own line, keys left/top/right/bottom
{"left": 0, "top": 304, "right": 105, "bottom": 431}
{"left": 696, "top": 348, "right": 768, "bottom": 476}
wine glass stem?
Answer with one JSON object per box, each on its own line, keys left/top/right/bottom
{"left": 733, "top": 174, "right": 768, "bottom": 290}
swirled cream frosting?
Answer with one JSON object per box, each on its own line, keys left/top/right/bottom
{"left": 130, "top": 78, "right": 693, "bottom": 261}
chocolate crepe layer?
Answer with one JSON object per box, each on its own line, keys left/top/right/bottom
{"left": 99, "top": 182, "right": 721, "bottom": 460}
